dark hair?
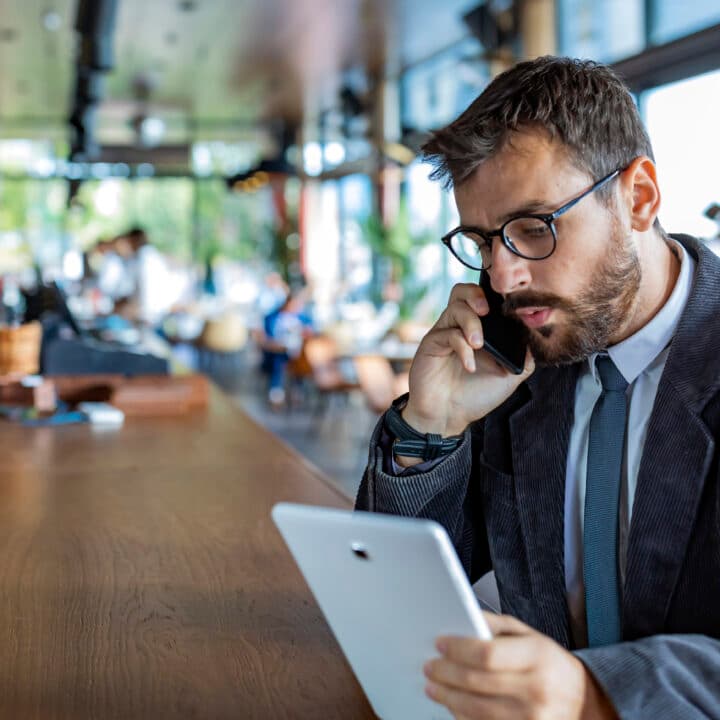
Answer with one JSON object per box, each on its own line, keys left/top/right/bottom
{"left": 422, "top": 56, "right": 654, "bottom": 198}
{"left": 125, "top": 226, "right": 148, "bottom": 250}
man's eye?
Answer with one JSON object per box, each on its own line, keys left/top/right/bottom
{"left": 508, "top": 220, "right": 550, "bottom": 240}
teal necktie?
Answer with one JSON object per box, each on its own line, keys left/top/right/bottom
{"left": 584, "top": 355, "right": 628, "bottom": 647}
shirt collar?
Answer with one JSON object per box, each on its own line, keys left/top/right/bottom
{"left": 587, "top": 239, "right": 695, "bottom": 385}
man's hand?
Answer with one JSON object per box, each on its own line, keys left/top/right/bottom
{"left": 401, "top": 282, "right": 535, "bottom": 440}
{"left": 423, "top": 613, "right": 618, "bottom": 720}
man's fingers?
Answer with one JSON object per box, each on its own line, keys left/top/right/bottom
{"left": 520, "top": 347, "right": 536, "bottom": 378}
{"left": 422, "top": 328, "right": 478, "bottom": 373}
{"left": 435, "top": 299, "right": 486, "bottom": 348}
{"left": 447, "top": 282, "right": 490, "bottom": 314}
{"left": 424, "top": 658, "right": 523, "bottom": 698}
{"left": 425, "top": 681, "right": 519, "bottom": 720}
{"left": 436, "top": 633, "right": 540, "bottom": 673}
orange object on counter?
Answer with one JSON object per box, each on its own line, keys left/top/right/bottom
{"left": 0, "top": 321, "right": 42, "bottom": 376}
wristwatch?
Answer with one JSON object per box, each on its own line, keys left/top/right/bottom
{"left": 384, "top": 393, "right": 463, "bottom": 461}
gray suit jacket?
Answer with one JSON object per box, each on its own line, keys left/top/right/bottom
{"left": 356, "top": 235, "right": 720, "bottom": 718}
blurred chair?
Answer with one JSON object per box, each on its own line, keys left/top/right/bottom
{"left": 353, "top": 354, "right": 409, "bottom": 415}
{"left": 200, "top": 314, "right": 248, "bottom": 352}
{"left": 196, "top": 313, "right": 248, "bottom": 387}
{"left": 285, "top": 338, "right": 313, "bottom": 403}
{"left": 292, "top": 335, "right": 360, "bottom": 416}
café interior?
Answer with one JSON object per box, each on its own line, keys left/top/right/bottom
{"left": 1, "top": 0, "right": 720, "bottom": 717}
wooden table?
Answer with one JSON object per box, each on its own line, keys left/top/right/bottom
{"left": 0, "top": 390, "right": 375, "bottom": 719}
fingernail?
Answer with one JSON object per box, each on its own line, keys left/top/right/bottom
{"left": 436, "top": 638, "right": 447, "bottom": 653}
{"left": 425, "top": 682, "right": 439, "bottom": 699}
{"left": 470, "top": 332, "right": 482, "bottom": 347}
{"left": 466, "top": 357, "right": 476, "bottom": 373}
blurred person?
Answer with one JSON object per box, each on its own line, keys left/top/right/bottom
{"left": 261, "top": 287, "right": 314, "bottom": 407}
{"left": 357, "top": 56, "right": 720, "bottom": 719}
{"left": 257, "top": 271, "right": 290, "bottom": 316}
{"left": 114, "top": 227, "right": 185, "bottom": 326}
{"left": 94, "top": 237, "right": 134, "bottom": 304}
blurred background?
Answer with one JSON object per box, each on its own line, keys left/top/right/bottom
{"left": 1, "top": 0, "right": 720, "bottom": 495}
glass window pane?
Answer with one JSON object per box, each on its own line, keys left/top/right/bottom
{"left": 651, "top": 0, "right": 720, "bottom": 44}
{"left": 339, "top": 174, "right": 373, "bottom": 300}
{"left": 644, "top": 68, "right": 720, "bottom": 240}
{"left": 559, "top": 0, "right": 645, "bottom": 62}
{"left": 401, "top": 38, "right": 487, "bottom": 131}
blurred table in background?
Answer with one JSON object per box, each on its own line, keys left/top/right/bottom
{"left": 0, "top": 388, "right": 374, "bottom": 719}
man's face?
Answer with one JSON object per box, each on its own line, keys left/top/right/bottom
{"left": 453, "top": 131, "right": 641, "bottom": 366}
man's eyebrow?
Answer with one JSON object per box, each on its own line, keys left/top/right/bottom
{"left": 496, "top": 200, "right": 552, "bottom": 225}
{"left": 465, "top": 200, "right": 552, "bottom": 232}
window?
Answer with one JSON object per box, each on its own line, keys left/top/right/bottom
{"left": 650, "top": 0, "right": 720, "bottom": 45}
{"left": 401, "top": 38, "right": 487, "bottom": 131}
{"left": 69, "top": 178, "right": 194, "bottom": 261}
{"left": 558, "top": 0, "right": 645, "bottom": 62}
{"left": 643, "top": 68, "right": 720, "bottom": 239}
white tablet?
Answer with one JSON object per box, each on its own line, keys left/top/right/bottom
{"left": 272, "top": 502, "right": 492, "bottom": 720}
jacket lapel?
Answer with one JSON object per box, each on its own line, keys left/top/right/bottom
{"left": 623, "top": 235, "right": 720, "bottom": 638}
{"left": 623, "top": 384, "right": 714, "bottom": 639}
{"left": 508, "top": 364, "right": 580, "bottom": 645}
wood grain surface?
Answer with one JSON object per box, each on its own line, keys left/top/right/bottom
{"left": 0, "top": 390, "right": 375, "bottom": 719}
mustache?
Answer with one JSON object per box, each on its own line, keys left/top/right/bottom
{"left": 503, "top": 291, "right": 572, "bottom": 315}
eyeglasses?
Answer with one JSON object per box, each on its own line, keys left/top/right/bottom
{"left": 441, "top": 168, "right": 622, "bottom": 271}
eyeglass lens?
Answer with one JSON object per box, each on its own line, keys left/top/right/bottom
{"left": 450, "top": 216, "right": 554, "bottom": 269}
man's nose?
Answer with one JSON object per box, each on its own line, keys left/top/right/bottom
{"left": 487, "top": 239, "right": 532, "bottom": 296}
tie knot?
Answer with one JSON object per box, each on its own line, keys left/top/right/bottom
{"left": 595, "top": 355, "right": 628, "bottom": 393}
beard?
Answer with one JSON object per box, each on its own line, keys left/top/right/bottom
{"left": 503, "top": 228, "right": 641, "bottom": 366}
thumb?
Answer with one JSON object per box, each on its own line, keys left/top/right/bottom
{"left": 520, "top": 347, "right": 535, "bottom": 379}
{"left": 484, "top": 612, "right": 535, "bottom": 637}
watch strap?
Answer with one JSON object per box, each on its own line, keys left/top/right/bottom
{"left": 385, "top": 393, "right": 462, "bottom": 460}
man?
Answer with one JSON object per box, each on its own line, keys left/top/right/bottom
{"left": 356, "top": 56, "right": 720, "bottom": 719}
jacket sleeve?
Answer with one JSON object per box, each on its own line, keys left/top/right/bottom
{"left": 575, "top": 634, "right": 720, "bottom": 719}
{"left": 355, "top": 413, "right": 492, "bottom": 581}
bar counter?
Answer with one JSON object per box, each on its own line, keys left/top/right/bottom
{"left": 0, "top": 389, "right": 375, "bottom": 719}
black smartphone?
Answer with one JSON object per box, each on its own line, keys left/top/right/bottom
{"left": 478, "top": 271, "right": 527, "bottom": 375}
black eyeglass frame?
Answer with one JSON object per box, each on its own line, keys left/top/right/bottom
{"left": 441, "top": 168, "right": 623, "bottom": 271}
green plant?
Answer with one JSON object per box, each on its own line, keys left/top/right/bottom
{"left": 361, "top": 197, "right": 434, "bottom": 318}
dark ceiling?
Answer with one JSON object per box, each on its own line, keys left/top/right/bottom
{"left": 0, "top": 0, "right": 480, "bottom": 150}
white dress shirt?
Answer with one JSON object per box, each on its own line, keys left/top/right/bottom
{"left": 564, "top": 240, "right": 695, "bottom": 647}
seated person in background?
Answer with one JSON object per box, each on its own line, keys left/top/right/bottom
{"left": 261, "top": 288, "right": 314, "bottom": 407}
{"left": 356, "top": 56, "right": 720, "bottom": 719}
{"left": 257, "top": 271, "right": 290, "bottom": 317}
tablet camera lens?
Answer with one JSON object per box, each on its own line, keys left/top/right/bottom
{"left": 350, "top": 542, "right": 370, "bottom": 560}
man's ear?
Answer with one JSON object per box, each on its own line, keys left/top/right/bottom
{"left": 620, "top": 156, "right": 661, "bottom": 232}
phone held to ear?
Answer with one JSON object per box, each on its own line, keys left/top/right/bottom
{"left": 478, "top": 271, "right": 527, "bottom": 375}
